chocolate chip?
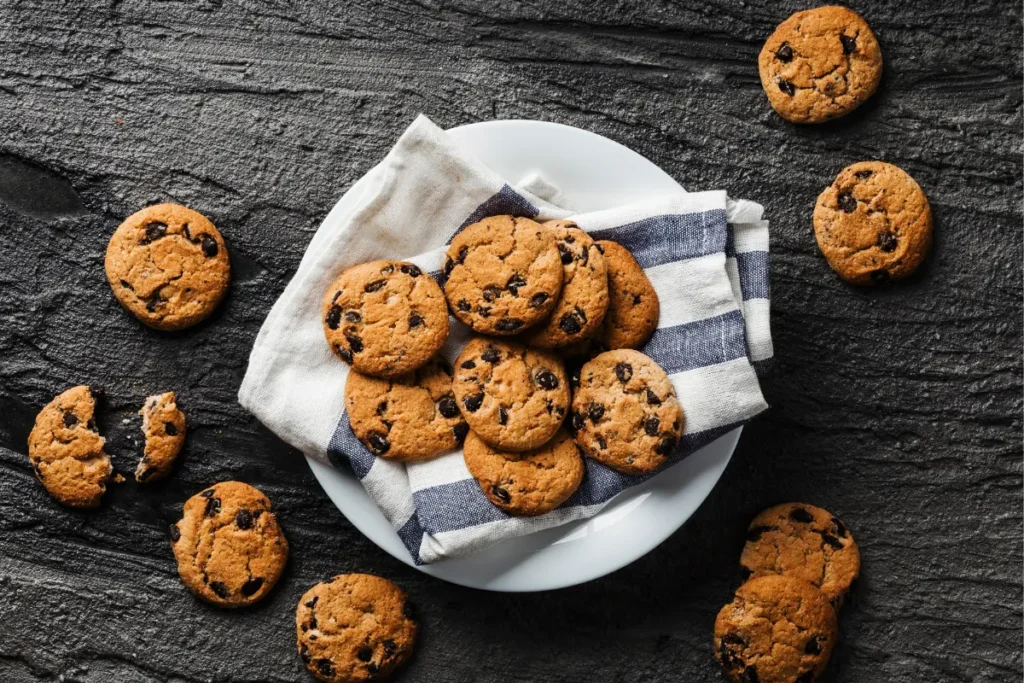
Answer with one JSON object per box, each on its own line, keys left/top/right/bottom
{"left": 235, "top": 509, "right": 254, "bottom": 530}
{"left": 559, "top": 312, "right": 583, "bottom": 335}
{"left": 200, "top": 234, "right": 218, "bottom": 258}
{"left": 855, "top": 169, "right": 873, "bottom": 179}
{"left": 205, "top": 496, "right": 221, "bottom": 517}
{"left": 838, "top": 192, "right": 857, "bottom": 213}
{"left": 570, "top": 411, "right": 585, "bottom": 434}
{"left": 169, "top": 524, "right": 180, "bottom": 542}
{"left": 777, "top": 78, "right": 795, "bottom": 96}
{"left": 457, "top": 298, "right": 471, "bottom": 312}
{"left": 345, "top": 334, "right": 363, "bottom": 353}
{"left": 408, "top": 313, "right": 425, "bottom": 328}
{"left": 655, "top": 437, "right": 676, "bottom": 455}
{"left": 482, "top": 285, "right": 501, "bottom": 302}
{"left": 305, "top": 596, "right": 318, "bottom": 609}
{"left": 645, "top": 389, "right": 662, "bottom": 405}
{"left": 595, "top": 434, "right": 607, "bottom": 450}
{"left": 357, "top": 646, "right": 373, "bottom": 662}
{"left": 463, "top": 393, "right": 484, "bottom": 412}
{"left": 364, "top": 280, "right": 386, "bottom": 293}
{"left": 438, "top": 397, "right": 460, "bottom": 419}
{"left": 747, "top": 525, "right": 772, "bottom": 542}
{"left": 832, "top": 516, "right": 848, "bottom": 537}
{"left": 164, "top": 421, "right": 178, "bottom": 436}
{"left": 498, "top": 406, "right": 508, "bottom": 425}
{"left": 632, "top": 293, "right": 642, "bottom": 305}
{"left": 775, "top": 43, "right": 793, "bottom": 62}
{"left": 721, "top": 632, "right": 746, "bottom": 649}
{"left": 476, "top": 305, "right": 491, "bottom": 317}
{"left": 444, "top": 257, "right": 455, "bottom": 278}
{"left": 492, "top": 485, "right": 511, "bottom": 504}
{"left": 145, "top": 295, "right": 161, "bottom": 312}
{"left": 299, "top": 645, "right": 311, "bottom": 663}
{"left": 63, "top": 412, "right": 78, "bottom": 428}
{"left": 452, "top": 423, "right": 469, "bottom": 443}
{"left": 506, "top": 273, "right": 526, "bottom": 295}
{"left": 344, "top": 310, "right": 361, "bottom": 323}
{"left": 840, "top": 33, "right": 857, "bottom": 54}
{"left": 119, "top": 279, "right": 133, "bottom": 290}
{"left": 325, "top": 306, "right": 342, "bottom": 330}
{"left": 367, "top": 431, "right": 390, "bottom": 455}
{"left": 614, "top": 363, "right": 633, "bottom": 382}
{"left": 790, "top": 507, "right": 813, "bottom": 523}
{"left": 241, "top": 577, "right": 264, "bottom": 597}
{"left": 316, "top": 659, "right": 335, "bottom": 677}
{"left": 545, "top": 400, "right": 554, "bottom": 414}
{"left": 461, "top": 360, "right": 476, "bottom": 369}
{"left": 644, "top": 416, "right": 660, "bottom": 436}
{"left": 335, "top": 346, "right": 353, "bottom": 363}
{"left": 457, "top": 245, "right": 468, "bottom": 264}
{"left": 495, "top": 318, "right": 523, "bottom": 332}
{"left": 580, "top": 246, "right": 589, "bottom": 265}
{"left": 142, "top": 221, "right": 167, "bottom": 243}
{"left": 200, "top": 489, "right": 215, "bottom": 498}
{"left": 741, "top": 666, "right": 760, "bottom": 683}
{"left": 380, "top": 264, "right": 394, "bottom": 275}
{"left": 529, "top": 292, "right": 549, "bottom": 308}
{"left": 209, "top": 581, "right": 230, "bottom": 598}
{"left": 558, "top": 243, "right": 573, "bottom": 264}
{"left": 870, "top": 269, "right": 890, "bottom": 284}
{"left": 587, "top": 403, "right": 604, "bottom": 422}
{"left": 383, "top": 639, "right": 398, "bottom": 657}
{"left": 481, "top": 347, "right": 501, "bottom": 363}
{"left": 595, "top": 243, "right": 605, "bottom": 254}
{"left": 878, "top": 231, "right": 898, "bottom": 252}
{"left": 822, "top": 533, "right": 844, "bottom": 550}
{"left": 805, "top": 636, "right": 821, "bottom": 655}
{"left": 536, "top": 369, "right": 559, "bottom": 390}
{"left": 400, "top": 263, "right": 421, "bottom": 277}
{"left": 367, "top": 662, "right": 379, "bottom": 674}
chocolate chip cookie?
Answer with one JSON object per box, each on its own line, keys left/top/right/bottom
{"left": 443, "top": 215, "right": 562, "bottom": 335}
{"left": 170, "top": 481, "right": 288, "bottom": 608}
{"left": 345, "top": 356, "right": 468, "bottom": 462}
{"left": 814, "top": 161, "right": 933, "bottom": 285}
{"left": 759, "top": 6, "right": 883, "bottom": 124}
{"left": 714, "top": 575, "right": 838, "bottom": 683}
{"left": 323, "top": 260, "right": 449, "bottom": 377}
{"left": 741, "top": 503, "right": 860, "bottom": 608}
{"left": 523, "top": 220, "right": 609, "bottom": 348}
{"left": 453, "top": 338, "right": 569, "bottom": 452}
{"left": 570, "top": 349, "right": 683, "bottom": 475}
{"left": 595, "top": 241, "right": 659, "bottom": 350}
{"left": 27, "top": 385, "right": 112, "bottom": 508}
{"left": 296, "top": 574, "right": 417, "bottom": 683}
{"left": 135, "top": 391, "right": 186, "bottom": 483}
{"left": 463, "top": 428, "right": 584, "bottom": 516}
{"left": 105, "top": 203, "right": 231, "bottom": 330}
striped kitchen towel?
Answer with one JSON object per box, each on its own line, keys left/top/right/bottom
{"left": 239, "top": 114, "right": 771, "bottom": 564}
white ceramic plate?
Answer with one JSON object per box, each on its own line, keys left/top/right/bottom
{"left": 306, "top": 120, "right": 741, "bottom": 592}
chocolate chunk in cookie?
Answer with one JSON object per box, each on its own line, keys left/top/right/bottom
{"left": 323, "top": 260, "right": 449, "bottom": 377}
{"left": 443, "top": 215, "right": 562, "bottom": 335}
{"left": 105, "top": 203, "right": 231, "bottom": 330}
{"left": 135, "top": 391, "right": 186, "bottom": 483}
{"left": 594, "top": 241, "right": 659, "bottom": 350}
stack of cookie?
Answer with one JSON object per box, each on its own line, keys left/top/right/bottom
{"left": 714, "top": 503, "right": 861, "bottom": 683}
{"left": 323, "top": 213, "right": 684, "bottom": 516}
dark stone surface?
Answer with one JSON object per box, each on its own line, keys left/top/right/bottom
{"left": 0, "top": 1, "right": 1020, "bottom": 681}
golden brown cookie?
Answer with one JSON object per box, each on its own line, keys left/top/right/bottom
{"left": 814, "top": 161, "right": 933, "bottom": 285}
{"left": 296, "top": 574, "right": 417, "bottom": 683}
{"left": 714, "top": 575, "right": 838, "bottom": 683}
{"left": 741, "top": 503, "right": 860, "bottom": 608}
{"left": 570, "top": 349, "right": 683, "bottom": 475}
{"left": 345, "top": 356, "right": 468, "bottom": 462}
{"left": 323, "top": 260, "right": 448, "bottom": 378}
{"left": 135, "top": 391, "right": 186, "bottom": 483}
{"left": 105, "top": 203, "right": 231, "bottom": 330}
{"left": 170, "top": 481, "right": 288, "bottom": 608}
{"left": 759, "top": 6, "right": 883, "bottom": 124}
{"left": 443, "top": 215, "right": 562, "bottom": 335}
{"left": 27, "top": 386, "right": 112, "bottom": 508}
{"left": 523, "top": 220, "right": 608, "bottom": 348}
{"left": 594, "top": 241, "right": 659, "bottom": 350}
{"left": 453, "top": 338, "right": 569, "bottom": 452}
{"left": 463, "top": 429, "right": 584, "bottom": 516}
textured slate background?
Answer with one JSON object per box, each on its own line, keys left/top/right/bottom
{"left": 0, "top": 1, "right": 1021, "bottom": 681}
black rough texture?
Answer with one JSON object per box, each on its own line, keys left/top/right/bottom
{"left": 0, "top": 1, "right": 1021, "bottom": 682}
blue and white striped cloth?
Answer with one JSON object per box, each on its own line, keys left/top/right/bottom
{"left": 239, "top": 115, "right": 771, "bottom": 564}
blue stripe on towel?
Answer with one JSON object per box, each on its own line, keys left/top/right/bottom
{"left": 327, "top": 417, "right": 375, "bottom": 479}
{"left": 589, "top": 209, "right": 728, "bottom": 268}
{"left": 736, "top": 251, "right": 770, "bottom": 300}
{"left": 643, "top": 310, "right": 747, "bottom": 375}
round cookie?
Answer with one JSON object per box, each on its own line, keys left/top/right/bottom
{"left": 442, "top": 215, "right": 562, "bottom": 335}
{"left": 323, "top": 260, "right": 448, "bottom": 378}
{"left": 813, "top": 161, "right": 933, "bottom": 285}
{"left": 741, "top": 503, "right": 860, "bottom": 608}
{"left": 296, "top": 574, "right": 417, "bottom": 683}
{"left": 135, "top": 391, "right": 186, "bottom": 483}
{"left": 453, "top": 338, "right": 569, "bottom": 452}
{"left": 345, "top": 356, "right": 468, "bottom": 462}
{"left": 595, "top": 241, "right": 659, "bottom": 350}
{"left": 570, "top": 349, "right": 683, "bottom": 475}
{"left": 27, "top": 385, "right": 112, "bottom": 508}
{"left": 170, "top": 481, "right": 288, "bottom": 608}
{"left": 523, "top": 220, "right": 608, "bottom": 348}
{"left": 463, "top": 429, "right": 584, "bottom": 516}
{"left": 714, "top": 575, "right": 838, "bottom": 683}
{"left": 105, "top": 203, "right": 231, "bottom": 330}
{"left": 758, "top": 6, "right": 882, "bottom": 124}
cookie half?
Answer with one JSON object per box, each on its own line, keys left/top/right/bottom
{"left": 443, "top": 215, "right": 562, "bottom": 335}
{"left": 345, "top": 356, "right": 468, "bottom": 461}
{"left": 135, "top": 391, "right": 186, "bottom": 483}
{"left": 323, "top": 260, "right": 449, "bottom": 377}
{"left": 740, "top": 503, "right": 860, "bottom": 608}
{"left": 170, "top": 481, "right": 288, "bottom": 607}
{"left": 463, "top": 429, "right": 584, "bottom": 516}
{"left": 105, "top": 203, "right": 231, "bottom": 330}
{"left": 595, "top": 240, "right": 659, "bottom": 350}
{"left": 296, "top": 574, "right": 417, "bottom": 683}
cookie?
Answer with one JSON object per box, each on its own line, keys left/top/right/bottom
{"left": 740, "top": 503, "right": 860, "bottom": 608}
{"left": 170, "top": 481, "right": 288, "bottom": 607}
{"left": 27, "top": 386, "right": 112, "bottom": 508}
{"left": 523, "top": 220, "right": 609, "bottom": 348}
{"left": 442, "top": 215, "right": 562, "bottom": 335}
{"left": 323, "top": 260, "right": 448, "bottom": 378}
{"left": 714, "top": 575, "right": 838, "bottom": 683}
{"left": 594, "top": 241, "right": 659, "bottom": 350}
{"left": 345, "top": 356, "right": 468, "bottom": 462}
{"left": 463, "top": 429, "right": 584, "bottom": 516}
{"left": 452, "top": 338, "right": 569, "bottom": 452}
{"left": 570, "top": 349, "right": 683, "bottom": 475}
{"left": 759, "top": 6, "right": 883, "bottom": 124}
{"left": 813, "top": 161, "right": 933, "bottom": 285}
{"left": 105, "top": 203, "right": 231, "bottom": 330}
{"left": 296, "top": 574, "right": 417, "bottom": 683}
{"left": 135, "top": 391, "right": 186, "bottom": 483}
